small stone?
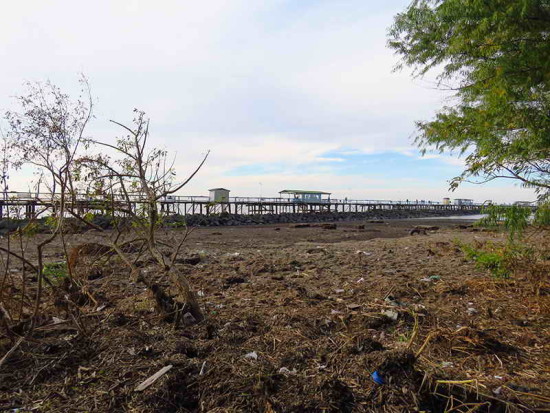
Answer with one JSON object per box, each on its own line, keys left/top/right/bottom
{"left": 183, "top": 312, "right": 197, "bottom": 325}
{"left": 181, "top": 255, "right": 201, "bottom": 265}
{"left": 381, "top": 309, "right": 399, "bottom": 320}
{"left": 467, "top": 307, "right": 478, "bottom": 316}
{"left": 355, "top": 250, "right": 372, "bottom": 256}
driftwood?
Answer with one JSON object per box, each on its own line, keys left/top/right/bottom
{"left": 134, "top": 364, "right": 173, "bottom": 392}
{"left": 0, "top": 337, "right": 24, "bottom": 370}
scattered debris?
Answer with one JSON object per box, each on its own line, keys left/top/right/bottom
{"left": 278, "top": 367, "right": 297, "bottom": 375}
{"left": 420, "top": 275, "right": 442, "bottom": 282}
{"left": 355, "top": 250, "right": 372, "bottom": 256}
{"left": 306, "top": 247, "right": 327, "bottom": 254}
{"left": 371, "top": 371, "right": 385, "bottom": 385}
{"left": 244, "top": 351, "right": 258, "bottom": 360}
{"left": 381, "top": 309, "right": 399, "bottom": 321}
{"left": 178, "top": 254, "right": 201, "bottom": 265}
{"left": 135, "top": 365, "right": 173, "bottom": 392}
{"left": 2, "top": 219, "right": 547, "bottom": 412}
{"left": 183, "top": 312, "right": 197, "bottom": 325}
{"left": 288, "top": 281, "right": 328, "bottom": 300}
{"left": 199, "top": 361, "right": 207, "bottom": 375}
{"left": 409, "top": 227, "right": 427, "bottom": 236}
{"left": 467, "top": 307, "right": 478, "bottom": 316}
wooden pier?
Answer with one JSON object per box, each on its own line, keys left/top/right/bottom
{"left": 0, "top": 192, "right": 482, "bottom": 219}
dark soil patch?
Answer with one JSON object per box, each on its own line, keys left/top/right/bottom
{"left": 0, "top": 219, "right": 548, "bottom": 412}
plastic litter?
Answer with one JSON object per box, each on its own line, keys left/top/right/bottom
{"left": 371, "top": 371, "right": 384, "bottom": 385}
{"left": 381, "top": 309, "right": 399, "bottom": 320}
{"left": 421, "top": 275, "right": 441, "bottom": 282}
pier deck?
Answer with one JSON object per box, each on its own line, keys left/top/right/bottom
{"left": 0, "top": 193, "right": 482, "bottom": 219}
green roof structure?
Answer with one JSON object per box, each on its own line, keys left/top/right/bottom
{"left": 279, "top": 189, "right": 331, "bottom": 195}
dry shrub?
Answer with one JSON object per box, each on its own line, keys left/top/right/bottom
{"left": 508, "top": 245, "right": 550, "bottom": 296}
{"left": 67, "top": 243, "right": 113, "bottom": 281}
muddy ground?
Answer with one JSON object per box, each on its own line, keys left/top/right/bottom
{"left": 0, "top": 218, "right": 548, "bottom": 412}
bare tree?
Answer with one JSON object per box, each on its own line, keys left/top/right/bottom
{"left": 79, "top": 109, "right": 209, "bottom": 323}
{"left": 2, "top": 75, "right": 93, "bottom": 325}
{"left": 1, "top": 76, "right": 206, "bottom": 338}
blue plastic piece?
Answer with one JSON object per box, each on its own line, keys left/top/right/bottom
{"left": 371, "top": 370, "right": 385, "bottom": 385}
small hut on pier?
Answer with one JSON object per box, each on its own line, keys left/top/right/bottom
{"left": 279, "top": 189, "right": 331, "bottom": 203}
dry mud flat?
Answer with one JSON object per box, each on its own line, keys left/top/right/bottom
{"left": 1, "top": 219, "right": 549, "bottom": 412}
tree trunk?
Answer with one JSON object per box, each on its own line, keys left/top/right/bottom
{"left": 166, "top": 268, "right": 204, "bottom": 322}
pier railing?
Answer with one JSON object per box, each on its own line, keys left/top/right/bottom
{"left": 3, "top": 191, "right": 482, "bottom": 205}
{"left": 0, "top": 191, "right": 488, "bottom": 219}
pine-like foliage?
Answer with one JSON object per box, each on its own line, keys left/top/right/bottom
{"left": 389, "top": 0, "right": 550, "bottom": 198}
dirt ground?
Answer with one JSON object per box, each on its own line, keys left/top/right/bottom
{"left": 1, "top": 218, "right": 549, "bottom": 412}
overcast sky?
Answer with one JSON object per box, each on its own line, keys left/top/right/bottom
{"left": 0, "top": 0, "right": 535, "bottom": 202}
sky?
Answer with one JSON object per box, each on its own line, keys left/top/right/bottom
{"left": 0, "top": 0, "right": 536, "bottom": 203}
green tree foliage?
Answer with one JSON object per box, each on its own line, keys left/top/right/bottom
{"left": 461, "top": 242, "right": 510, "bottom": 278}
{"left": 477, "top": 204, "right": 531, "bottom": 241}
{"left": 534, "top": 202, "right": 550, "bottom": 225}
{"left": 389, "top": 0, "right": 550, "bottom": 198}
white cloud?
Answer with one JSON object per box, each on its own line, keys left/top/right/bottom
{"left": 178, "top": 168, "right": 537, "bottom": 204}
{"left": 0, "top": 0, "right": 535, "bottom": 203}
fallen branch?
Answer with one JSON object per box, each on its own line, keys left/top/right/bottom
{"left": 0, "top": 336, "right": 24, "bottom": 370}
{"left": 135, "top": 364, "right": 173, "bottom": 392}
